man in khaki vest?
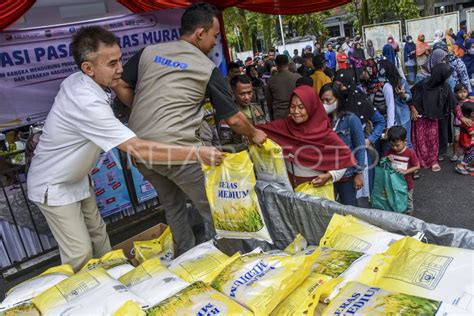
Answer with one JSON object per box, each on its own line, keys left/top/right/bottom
{"left": 114, "top": 3, "right": 266, "bottom": 254}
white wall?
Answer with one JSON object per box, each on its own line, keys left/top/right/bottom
{"left": 7, "top": 0, "right": 131, "bottom": 30}
{"left": 276, "top": 40, "right": 313, "bottom": 56}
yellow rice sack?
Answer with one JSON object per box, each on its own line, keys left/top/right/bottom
{"left": 248, "top": 139, "right": 292, "bottom": 190}
{"left": 118, "top": 258, "right": 188, "bottom": 307}
{"left": 319, "top": 214, "right": 403, "bottom": 254}
{"left": 0, "top": 264, "right": 73, "bottom": 312}
{"left": 32, "top": 267, "right": 146, "bottom": 315}
{"left": 133, "top": 226, "right": 174, "bottom": 266}
{"left": 323, "top": 281, "right": 469, "bottom": 315}
{"left": 284, "top": 233, "right": 308, "bottom": 255}
{"left": 311, "top": 247, "right": 365, "bottom": 278}
{"left": 168, "top": 241, "right": 236, "bottom": 284}
{"left": 2, "top": 303, "right": 39, "bottom": 316}
{"left": 202, "top": 151, "right": 272, "bottom": 242}
{"left": 113, "top": 300, "right": 145, "bottom": 316}
{"left": 271, "top": 273, "right": 335, "bottom": 316}
{"left": 146, "top": 281, "right": 252, "bottom": 315}
{"left": 294, "top": 181, "right": 335, "bottom": 201}
{"left": 210, "top": 249, "right": 318, "bottom": 315}
{"left": 81, "top": 249, "right": 134, "bottom": 279}
{"left": 323, "top": 253, "right": 374, "bottom": 304}
{"left": 356, "top": 237, "right": 474, "bottom": 313}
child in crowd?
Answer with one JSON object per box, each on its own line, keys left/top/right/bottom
{"left": 385, "top": 126, "right": 420, "bottom": 215}
{"left": 452, "top": 84, "right": 469, "bottom": 162}
{"left": 455, "top": 102, "right": 474, "bottom": 175}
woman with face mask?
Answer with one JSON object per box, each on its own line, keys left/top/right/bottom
{"left": 257, "top": 85, "right": 355, "bottom": 189}
{"left": 320, "top": 83, "right": 366, "bottom": 206}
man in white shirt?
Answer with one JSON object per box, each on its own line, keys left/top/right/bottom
{"left": 342, "top": 36, "right": 352, "bottom": 55}
{"left": 27, "top": 26, "right": 223, "bottom": 271}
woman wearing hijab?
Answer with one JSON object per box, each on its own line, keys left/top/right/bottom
{"left": 416, "top": 33, "right": 431, "bottom": 68}
{"left": 333, "top": 69, "right": 386, "bottom": 192}
{"left": 379, "top": 60, "right": 413, "bottom": 149}
{"left": 257, "top": 85, "right": 355, "bottom": 188}
{"left": 463, "top": 39, "right": 474, "bottom": 80}
{"left": 433, "top": 30, "right": 444, "bottom": 44}
{"left": 349, "top": 42, "right": 366, "bottom": 69}
{"left": 366, "top": 40, "right": 375, "bottom": 59}
{"left": 445, "top": 28, "right": 455, "bottom": 53}
{"left": 319, "top": 83, "right": 366, "bottom": 206}
{"left": 433, "top": 41, "right": 472, "bottom": 93}
{"left": 404, "top": 35, "right": 417, "bottom": 83}
{"left": 382, "top": 43, "right": 406, "bottom": 80}
{"left": 411, "top": 63, "right": 456, "bottom": 172}
{"left": 418, "top": 47, "right": 448, "bottom": 80}
{"left": 387, "top": 35, "right": 400, "bottom": 52}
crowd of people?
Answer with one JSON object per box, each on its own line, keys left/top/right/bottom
{"left": 224, "top": 20, "right": 474, "bottom": 215}
{"left": 24, "top": 1, "right": 473, "bottom": 272}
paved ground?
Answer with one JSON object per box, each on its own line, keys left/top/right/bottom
{"left": 412, "top": 157, "right": 474, "bottom": 231}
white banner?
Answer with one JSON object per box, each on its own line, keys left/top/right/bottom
{"left": 363, "top": 21, "right": 402, "bottom": 53}
{"left": 406, "top": 12, "right": 459, "bottom": 43}
{"left": 0, "top": 9, "right": 226, "bottom": 130}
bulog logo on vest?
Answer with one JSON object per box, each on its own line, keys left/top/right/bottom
{"left": 153, "top": 55, "right": 188, "bottom": 69}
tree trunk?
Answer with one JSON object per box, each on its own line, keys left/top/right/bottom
{"left": 237, "top": 9, "right": 252, "bottom": 51}
{"left": 423, "top": 0, "right": 435, "bottom": 16}
{"left": 361, "top": 0, "right": 370, "bottom": 26}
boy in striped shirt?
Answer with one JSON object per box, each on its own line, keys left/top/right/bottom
{"left": 384, "top": 126, "right": 420, "bottom": 215}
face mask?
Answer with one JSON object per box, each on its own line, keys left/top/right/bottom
{"left": 469, "top": 48, "right": 474, "bottom": 55}
{"left": 408, "top": 39, "right": 413, "bottom": 43}
{"left": 388, "top": 39, "right": 393, "bottom": 43}
{"left": 324, "top": 101, "right": 338, "bottom": 114}
{"left": 379, "top": 68, "right": 386, "bottom": 76}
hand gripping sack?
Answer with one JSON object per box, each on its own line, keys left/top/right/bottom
{"left": 371, "top": 157, "right": 408, "bottom": 213}
{"left": 202, "top": 151, "right": 272, "bottom": 242}
{"left": 294, "top": 181, "right": 335, "bottom": 201}
{"left": 248, "top": 139, "right": 292, "bottom": 190}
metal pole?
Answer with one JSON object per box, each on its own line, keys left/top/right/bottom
{"left": 278, "top": 15, "right": 286, "bottom": 51}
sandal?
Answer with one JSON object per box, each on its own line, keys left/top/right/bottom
{"left": 455, "top": 165, "right": 469, "bottom": 175}
{"left": 438, "top": 156, "right": 445, "bottom": 162}
{"left": 431, "top": 164, "right": 441, "bottom": 172}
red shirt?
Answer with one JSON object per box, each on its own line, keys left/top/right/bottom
{"left": 459, "top": 122, "right": 474, "bottom": 148}
{"left": 384, "top": 147, "right": 420, "bottom": 190}
{"left": 337, "top": 53, "right": 348, "bottom": 69}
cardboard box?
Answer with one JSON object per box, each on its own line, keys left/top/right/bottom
{"left": 113, "top": 223, "right": 168, "bottom": 260}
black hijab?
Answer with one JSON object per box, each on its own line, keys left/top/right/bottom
{"left": 352, "top": 43, "right": 366, "bottom": 60}
{"left": 378, "top": 59, "right": 401, "bottom": 89}
{"left": 334, "top": 69, "right": 375, "bottom": 123}
{"left": 412, "top": 63, "right": 456, "bottom": 119}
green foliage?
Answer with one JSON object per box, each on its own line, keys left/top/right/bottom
{"left": 344, "top": 0, "right": 420, "bottom": 31}
{"left": 223, "top": 8, "right": 330, "bottom": 52}
{"left": 283, "top": 12, "right": 331, "bottom": 42}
